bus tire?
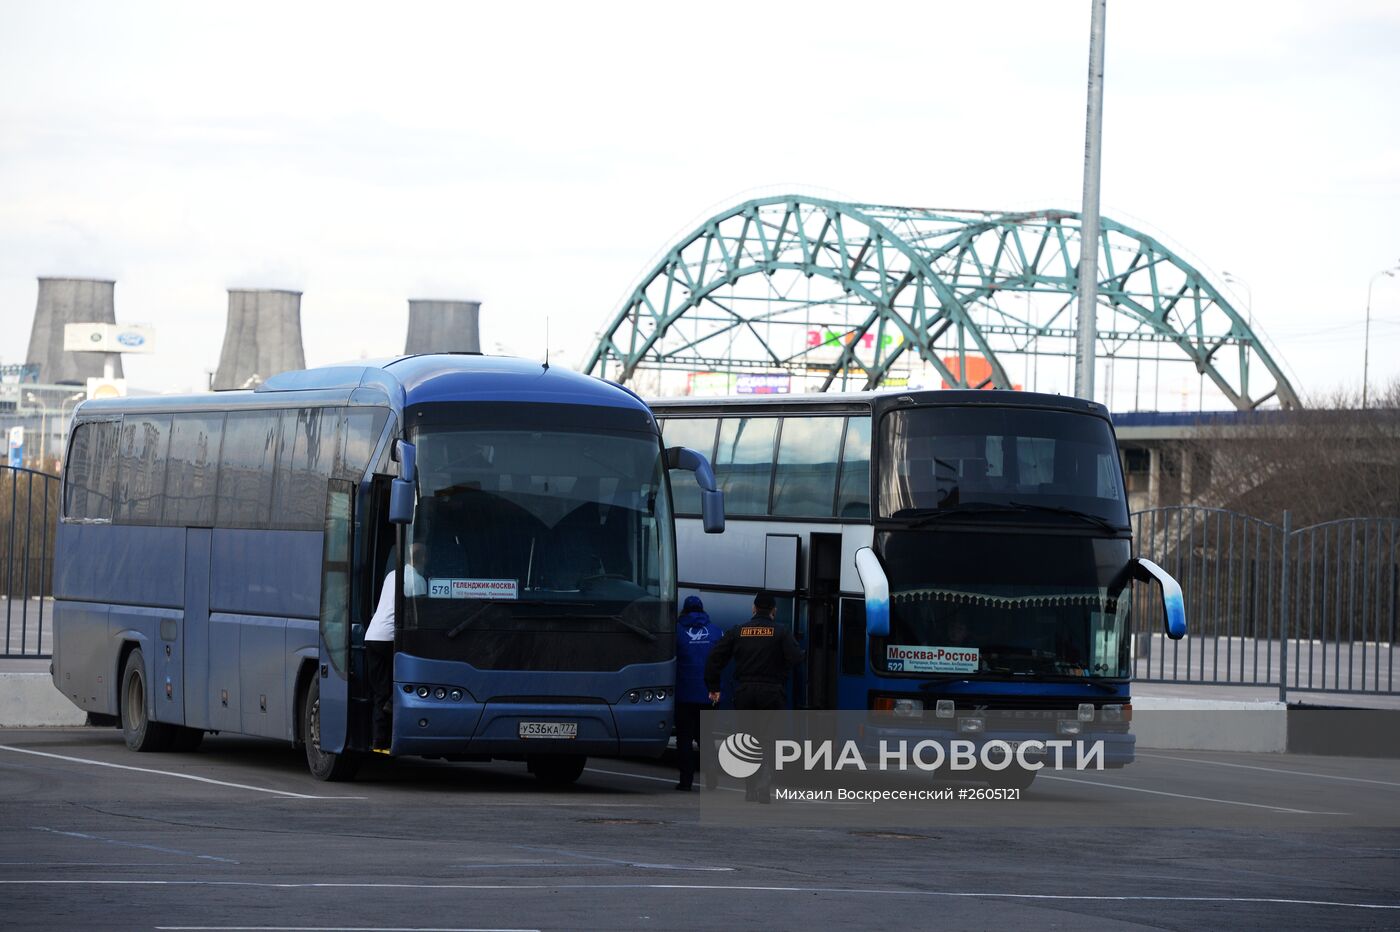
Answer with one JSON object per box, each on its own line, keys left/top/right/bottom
{"left": 302, "top": 678, "right": 359, "bottom": 782}
{"left": 529, "top": 754, "right": 586, "bottom": 786}
{"left": 120, "top": 649, "right": 175, "bottom": 752}
{"left": 170, "top": 727, "right": 205, "bottom": 752}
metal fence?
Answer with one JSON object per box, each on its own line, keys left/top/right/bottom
{"left": 1132, "top": 506, "right": 1398, "bottom": 698}
{"left": 1, "top": 466, "right": 59, "bottom": 658}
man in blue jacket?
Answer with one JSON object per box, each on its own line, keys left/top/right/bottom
{"left": 674, "top": 595, "right": 722, "bottom": 791}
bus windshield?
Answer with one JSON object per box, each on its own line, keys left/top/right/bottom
{"left": 401, "top": 403, "right": 676, "bottom": 671}
{"left": 875, "top": 530, "right": 1134, "bottom": 680}
{"left": 878, "top": 406, "right": 1129, "bottom": 528}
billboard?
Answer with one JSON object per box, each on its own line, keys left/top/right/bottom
{"left": 63, "top": 323, "right": 157, "bottom": 354}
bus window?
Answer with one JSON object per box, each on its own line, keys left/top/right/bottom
{"left": 714, "top": 417, "right": 778, "bottom": 516}
{"left": 217, "top": 411, "right": 282, "bottom": 528}
{"left": 165, "top": 414, "right": 224, "bottom": 527}
{"left": 337, "top": 407, "right": 388, "bottom": 481}
{"left": 661, "top": 417, "right": 717, "bottom": 514}
{"left": 274, "top": 408, "right": 334, "bottom": 529}
{"left": 65, "top": 420, "right": 120, "bottom": 521}
{"left": 772, "top": 416, "right": 843, "bottom": 517}
{"left": 114, "top": 415, "right": 172, "bottom": 525}
{"left": 835, "top": 416, "right": 871, "bottom": 519}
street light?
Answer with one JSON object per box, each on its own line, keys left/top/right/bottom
{"left": 1364, "top": 261, "right": 1400, "bottom": 410}
{"left": 23, "top": 392, "right": 48, "bottom": 469}
{"left": 1220, "top": 271, "right": 1253, "bottom": 326}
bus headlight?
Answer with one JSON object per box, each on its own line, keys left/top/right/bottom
{"left": 628, "top": 690, "right": 640, "bottom": 703}
{"left": 449, "top": 689, "right": 463, "bottom": 702}
{"left": 654, "top": 689, "right": 667, "bottom": 702}
{"left": 417, "top": 686, "right": 430, "bottom": 699}
{"left": 958, "top": 717, "right": 985, "bottom": 733}
{"left": 935, "top": 700, "right": 955, "bottom": 719}
{"left": 1100, "top": 703, "right": 1126, "bottom": 723}
{"left": 643, "top": 690, "right": 654, "bottom": 702}
{"left": 893, "top": 698, "right": 923, "bottom": 718}
{"left": 1078, "top": 703, "right": 1095, "bottom": 722}
{"left": 1058, "top": 720, "right": 1083, "bottom": 736}
{"left": 434, "top": 687, "right": 447, "bottom": 700}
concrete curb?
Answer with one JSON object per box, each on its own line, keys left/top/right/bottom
{"left": 0, "top": 672, "right": 89, "bottom": 727}
{"left": 1132, "top": 696, "right": 1288, "bottom": 752}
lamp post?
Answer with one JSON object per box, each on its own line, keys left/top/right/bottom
{"left": 23, "top": 392, "right": 48, "bottom": 470}
{"left": 1364, "top": 262, "right": 1400, "bottom": 410}
{"left": 1222, "top": 271, "right": 1253, "bottom": 405}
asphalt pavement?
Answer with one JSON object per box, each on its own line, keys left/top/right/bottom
{"left": 1, "top": 727, "right": 1398, "bottom": 930}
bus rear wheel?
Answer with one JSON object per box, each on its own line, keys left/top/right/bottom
{"left": 529, "top": 754, "right": 586, "bottom": 786}
{"left": 121, "top": 649, "right": 175, "bottom": 752}
{"left": 302, "top": 678, "right": 360, "bottom": 782}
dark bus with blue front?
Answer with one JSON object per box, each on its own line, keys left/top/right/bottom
{"left": 653, "top": 389, "right": 1185, "bottom": 787}
{"left": 51, "top": 355, "right": 723, "bottom": 782}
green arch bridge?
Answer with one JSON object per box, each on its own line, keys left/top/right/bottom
{"left": 585, "top": 196, "right": 1299, "bottom": 410}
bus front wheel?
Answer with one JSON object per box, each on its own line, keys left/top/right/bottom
{"left": 302, "top": 678, "right": 360, "bottom": 782}
{"left": 121, "top": 649, "right": 175, "bottom": 752}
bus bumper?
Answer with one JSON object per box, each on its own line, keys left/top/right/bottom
{"left": 387, "top": 653, "right": 672, "bottom": 759}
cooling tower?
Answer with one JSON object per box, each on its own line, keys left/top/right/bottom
{"left": 404, "top": 299, "right": 481, "bottom": 355}
{"left": 212, "top": 289, "right": 306, "bottom": 391}
{"left": 25, "top": 278, "right": 122, "bottom": 384}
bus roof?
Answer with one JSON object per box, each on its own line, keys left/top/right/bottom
{"left": 74, "top": 354, "right": 650, "bottom": 419}
{"left": 649, "top": 389, "right": 1111, "bottom": 421}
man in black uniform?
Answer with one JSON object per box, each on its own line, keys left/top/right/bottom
{"left": 704, "top": 591, "right": 803, "bottom": 802}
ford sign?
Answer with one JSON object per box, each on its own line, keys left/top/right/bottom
{"left": 116, "top": 332, "right": 146, "bottom": 348}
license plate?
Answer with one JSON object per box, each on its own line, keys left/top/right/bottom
{"left": 519, "top": 721, "right": 578, "bottom": 739}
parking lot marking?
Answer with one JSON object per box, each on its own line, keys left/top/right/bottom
{"left": 0, "top": 745, "right": 364, "bottom": 800}
{"left": 583, "top": 765, "right": 743, "bottom": 793}
{"left": 1038, "top": 773, "right": 1348, "bottom": 815}
{"left": 3, "top": 879, "right": 1397, "bottom": 911}
{"left": 32, "top": 826, "right": 238, "bottom": 864}
{"left": 1137, "top": 753, "right": 1400, "bottom": 788}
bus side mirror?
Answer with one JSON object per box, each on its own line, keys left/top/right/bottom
{"left": 389, "top": 440, "right": 417, "bottom": 525}
{"left": 1132, "top": 557, "right": 1186, "bottom": 640}
{"left": 666, "top": 446, "right": 725, "bottom": 534}
{"left": 854, "top": 547, "right": 890, "bottom": 637}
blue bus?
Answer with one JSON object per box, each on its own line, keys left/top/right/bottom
{"left": 651, "top": 389, "right": 1185, "bottom": 787}
{"left": 51, "top": 355, "right": 723, "bottom": 782}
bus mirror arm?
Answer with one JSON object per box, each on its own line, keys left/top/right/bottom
{"left": 389, "top": 440, "right": 417, "bottom": 525}
{"left": 666, "top": 446, "right": 725, "bottom": 534}
{"left": 855, "top": 547, "right": 890, "bottom": 638}
{"left": 1132, "top": 557, "right": 1187, "bottom": 640}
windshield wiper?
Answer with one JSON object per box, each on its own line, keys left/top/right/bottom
{"left": 1006, "top": 501, "right": 1124, "bottom": 532}
{"left": 897, "top": 503, "right": 1024, "bottom": 529}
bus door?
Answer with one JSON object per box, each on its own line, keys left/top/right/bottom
{"left": 805, "top": 533, "right": 842, "bottom": 709}
{"left": 316, "top": 480, "right": 355, "bottom": 753}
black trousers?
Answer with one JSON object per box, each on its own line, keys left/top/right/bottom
{"left": 366, "top": 640, "right": 393, "bottom": 748}
{"left": 735, "top": 683, "right": 785, "bottom": 797}
{"left": 675, "top": 701, "right": 703, "bottom": 788}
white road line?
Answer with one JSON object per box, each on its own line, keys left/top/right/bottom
{"left": 1038, "top": 773, "right": 1348, "bottom": 815}
{"left": 155, "top": 928, "right": 537, "bottom": 931}
{"left": 1137, "top": 752, "right": 1400, "bottom": 788}
{"left": 583, "top": 765, "right": 744, "bottom": 793}
{"left": 1, "top": 879, "right": 1395, "bottom": 911}
{"left": 0, "top": 745, "right": 364, "bottom": 800}
{"left": 33, "top": 826, "right": 238, "bottom": 864}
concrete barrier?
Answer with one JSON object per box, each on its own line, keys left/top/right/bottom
{"left": 0, "top": 672, "right": 88, "bottom": 727}
{"left": 1132, "top": 697, "right": 1287, "bottom": 753}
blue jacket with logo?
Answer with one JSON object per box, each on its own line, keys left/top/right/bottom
{"left": 675, "top": 603, "right": 723, "bottom": 705}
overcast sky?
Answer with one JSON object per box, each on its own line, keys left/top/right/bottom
{"left": 2, "top": 0, "right": 1397, "bottom": 407}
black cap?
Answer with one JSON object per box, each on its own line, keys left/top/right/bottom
{"left": 753, "top": 591, "right": 776, "bottom": 612}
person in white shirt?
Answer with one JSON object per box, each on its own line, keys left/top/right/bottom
{"left": 366, "top": 543, "right": 427, "bottom": 750}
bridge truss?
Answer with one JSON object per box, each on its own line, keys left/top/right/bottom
{"left": 584, "top": 196, "right": 1300, "bottom": 410}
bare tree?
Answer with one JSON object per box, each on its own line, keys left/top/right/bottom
{"left": 1180, "top": 379, "right": 1400, "bottom": 525}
